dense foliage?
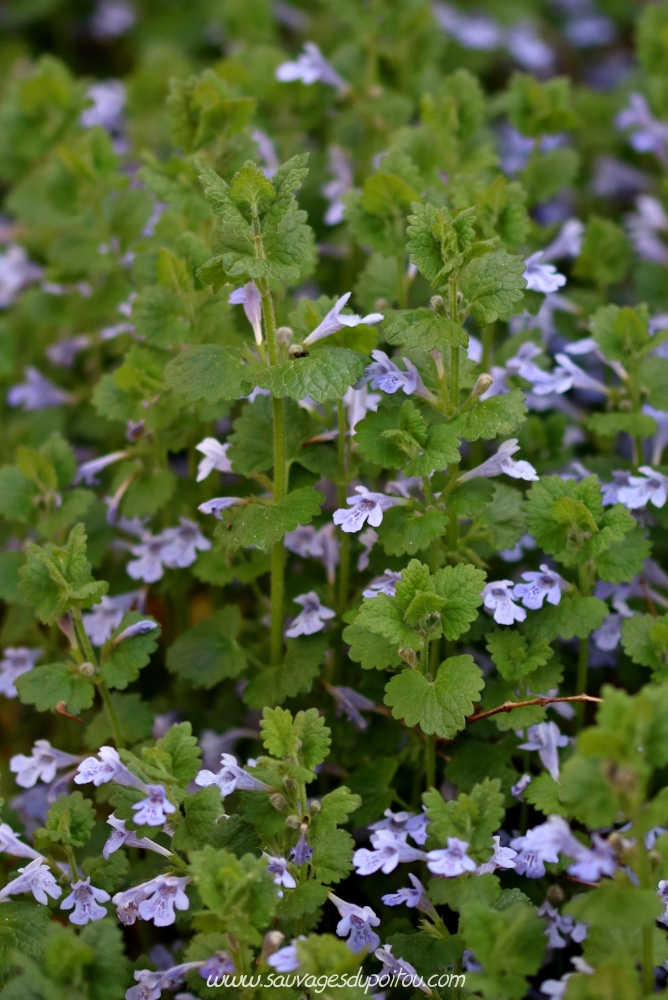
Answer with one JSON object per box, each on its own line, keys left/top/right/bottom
{"left": 4, "top": 0, "right": 668, "bottom": 997}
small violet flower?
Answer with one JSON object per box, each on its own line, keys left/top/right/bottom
{"left": 518, "top": 722, "right": 570, "bottom": 783}
{"left": 131, "top": 785, "right": 176, "bottom": 827}
{"left": 0, "top": 822, "right": 43, "bottom": 860}
{"left": 510, "top": 816, "right": 578, "bottom": 878}
{"left": 195, "top": 753, "right": 272, "bottom": 797}
{"left": 285, "top": 591, "right": 336, "bottom": 638}
{"left": 103, "top": 814, "right": 172, "bottom": 860}
{"left": 523, "top": 252, "right": 567, "bottom": 294}
{"left": 0, "top": 858, "right": 62, "bottom": 905}
{"left": 302, "top": 292, "right": 383, "bottom": 347}
{"left": 197, "top": 497, "right": 245, "bottom": 520}
{"left": 265, "top": 854, "right": 297, "bottom": 893}
{"left": 229, "top": 282, "right": 263, "bottom": 345}
{"left": 7, "top": 367, "right": 71, "bottom": 411}
{"left": 328, "top": 893, "right": 381, "bottom": 953}
{"left": 617, "top": 466, "right": 668, "bottom": 510}
{"left": 476, "top": 835, "right": 518, "bottom": 875}
{"left": 195, "top": 438, "right": 233, "bottom": 482}
{"left": 10, "top": 740, "right": 79, "bottom": 789}
{"left": 381, "top": 872, "right": 426, "bottom": 909}
{"left": 481, "top": 581, "right": 527, "bottom": 625}
{"left": 75, "top": 450, "right": 128, "bottom": 486}
{"left": 82, "top": 592, "right": 143, "bottom": 646}
{"left": 353, "top": 829, "right": 426, "bottom": 875}
{"left": 125, "top": 962, "right": 205, "bottom": 1000}
{"left": 275, "top": 42, "right": 348, "bottom": 92}
{"left": 60, "top": 877, "right": 110, "bottom": 925}
{"left": 268, "top": 942, "right": 301, "bottom": 972}
{"left": 0, "top": 647, "right": 42, "bottom": 698}
{"left": 458, "top": 439, "right": 539, "bottom": 484}
{"left": 362, "top": 569, "right": 402, "bottom": 598}
{"left": 426, "top": 837, "right": 477, "bottom": 877}
{"left": 513, "top": 565, "right": 568, "bottom": 610}
{"left": 75, "top": 746, "right": 144, "bottom": 789}
{"left": 333, "top": 486, "right": 401, "bottom": 533}
{"left": 357, "top": 350, "right": 420, "bottom": 396}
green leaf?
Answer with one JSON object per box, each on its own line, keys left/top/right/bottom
{"left": 310, "top": 827, "right": 354, "bottom": 885}
{"left": 34, "top": 792, "right": 95, "bottom": 849}
{"left": 459, "top": 250, "right": 526, "bottom": 326}
{"left": 566, "top": 880, "right": 662, "bottom": 930}
{"left": 342, "top": 623, "right": 402, "bottom": 670}
{"left": 18, "top": 523, "right": 108, "bottom": 624}
{"left": 459, "top": 902, "right": 546, "bottom": 1000}
{"left": 590, "top": 304, "right": 651, "bottom": 362}
{"left": 384, "top": 655, "right": 483, "bottom": 738}
{"left": 621, "top": 614, "right": 668, "bottom": 678}
{"left": 81, "top": 851, "right": 129, "bottom": 893}
{"left": 167, "top": 71, "right": 255, "bottom": 152}
{"left": 506, "top": 74, "right": 575, "bottom": 136}
{"left": 100, "top": 612, "right": 160, "bottom": 690}
{"left": 522, "top": 773, "right": 567, "bottom": 817}
{"left": 214, "top": 487, "right": 324, "bottom": 553}
{"left": 153, "top": 722, "right": 201, "bottom": 785}
{"left": 0, "top": 466, "right": 37, "bottom": 521}
{"left": 255, "top": 347, "right": 367, "bottom": 403}
{"left": 524, "top": 596, "right": 608, "bottom": 642}
{"left": 0, "top": 550, "right": 25, "bottom": 602}
{"left": 276, "top": 881, "right": 329, "bottom": 921}
{"left": 260, "top": 706, "right": 331, "bottom": 770}
{"left": 16, "top": 663, "right": 95, "bottom": 715}
{"left": 574, "top": 217, "right": 631, "bottom": 287}
{"left": 449, "top": 389, "right": 527, "bottom": 441}
{"left": 243, "top": 634, "right": 329, "bottom": 708}
{"left": 163, "top": 345, "right": 250, "bottom": 403}
{"left": 309, "top": 787, "right": 361, "bottom": 836}
{"left": 166, "top": 607, "right": 245, "bottom": 689}
{"left": 594, "top": 525, "right": 652, "bottom": 584}
{"left": 586, "top": 411, "right": 657, "bottom": 438}
{"left": 377, "top": 507, "right": 448, "bottom": 556}
{"left": 188, "top": 846, "right": 277, "bottom": 944}
{"left": 486, "top": 630, "right": 552, "bottom": 682}
{"left": 431, "top": 562, "right": 486, "bottom": 639}
{"left": 172, "top": 786, "right": 223, "bottom": 850}
{"left": 0, "top": 902, "right": 51, "bottom": 976}
{"left": 383, "top": 309, "right": 467, "bottom": 350}
{"left": 424, "top": 778, "right": 505, "bottom": 855}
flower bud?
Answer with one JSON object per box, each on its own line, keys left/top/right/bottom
{"left": 277, "top": 325, "right": 293, "bottom": 345}
{"left": 269, "top": 793, "right": 287, "bottom": 811}
{"left": 260, "top": 931, "right": 285, "bottom": 962}
{"left": 430, "top": 295, "right": 445, "bottom": 314}
{"left": 289, "top": 343, "right": 309, "bottom": 359}
{"left": 78, "top": 661, "right": 95, "bottom": 677}
{"left": 546, "top": 884, "right": 564, "bottom": 905}
{"left": 471, "top": 373, "right": 494, "bottom": 400}
{"left": 309, "top": 799, "right": 321, "bottom": 815}
{"left": 398, "top": 647, "right": 418, "bottom": 667}
{"left": 286, "top": 814, "right": 301, "bottom": 829}
{"left": 283, "top": 776, "right": 299, "bottom": 792}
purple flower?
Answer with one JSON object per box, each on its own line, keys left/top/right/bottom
{"left": 125, "top": 963, "right": 204, "bottom": 1000}
{"left": 60, "top": 878, "right": 110, "bottom": 925}
{"left": 103, "top": 814, "right": 172, "bottom": 860}
{"left": 357, "top": 527, "right": 378, "bottom": 570}
{"left": 0, "top": 245, "right": 43, "bottom": 307}
{"left": 80, "top": 80, "right": 126, "bottom": 132}
{"left": 328, "top": 685, "right": 377, "bottom": 730}
{"left": 506, "top": 23, "right": 554, "bottom": 72}
{"left": 264, "top": 854, "right": 297, "bottom": 892}
{"left": 197, "top": 497, "right": 245, "bottom": 520}
{"left": 0, "top": 857, "right": 62, "bottom": 904}
{"left": 658, "top": 880, "right": 668, "bottom": 926}
{"left": 458, "top": 439, "right": 538, "bottom": 484}
{"left": 285, "top": 591, "right": 335, "bottom": 638}
{"left": 541, "top": 219, "right": 584, "bottom": 261}
{"left": 344, "top": 385, "right": 381, "bottom": 432}
{"left": 290, "top": 824, "right": 313, "bottom": 865}
{"left": 199, "top": 951, "right": 235, "bottom": 981}
{"left": 10, "top": 740, "right": 79, "bottom": 789}
{"left": 285, "top": 524, "right": 339, "bottom": 584}
{"left": 132, "top": 785, "right": 176, "bottom": 827}
{"left": 381, "top": 872, "right": 426, "bottom": 908}
{"left": 626, "top": 196, "right": 668, "bottom": 266}
{"left": 333, "top": 486, "right": 400, "bottom": 533}
{"left": 513, "top": 565, "right": 568, "bottom": 610}
{"left": 357, "top": 350, "right": 420, "bottom": 395}
{"left": 426, "top": 837, "right": 477, "bottom": 877}
{"left": 615, "top": 94, "right": 668, "bottom": 162}
{"left": 322, "top": 147, "right": 354, "bottom": 226}
{"left": 113, "top": 619, "right": 158, "bottom": 644}
{"left": 567, "top": 833, "right": 617, "bottom": 882}
{"left": 275, "top": 42, "right": 348, "bottom": 91}
{"left": 268, "top": 942, "right": 301, "bottom": 972}
{"left": 512, "top": 774, "right": 532, "bottom": 800}
{"left": 523, "top": 253, "right": 566, "bottom": 294}
{"left": 46, "top": 334, "right": 91, "bottom": 368}
{"left": 482, "top": 581, "right": 527, "bottom": 625}
{"left": 195, "top": 438, "right": 232, "bottom": 482}
{"left": 503, "top": 342, "right": 549, "bottom": 384}
{"left": 82, "top": 591, "right": 143, "bottom": 646}
{"left": 538, "top": 899, "right": 588, "bottom": 949}
{"left": 592, "top": 613, "right": 625, "bottom": 652}
{"left": 0, "top": 822, "right": 42, "bottom": 860}
{"left": 369, "top": 808, "right": 430, "bottom": 846}
{"left": 75, "top": 746, "right": 144, "bottom": 789}
{"left": 302, "top": 293, "right": 383, "bottom": 346}
{"left": 126, "top": 534, "right": 169, "bottom": 583}
{"left": 353, "top": 829, "right": 426, "bottom": 875}
{"left": 89, "top": 0, "right": 136, "bottom": 40}
{"left": 160, "top": 518, "right": 211, "bottom": 568}
{"left": 518, "top": 722, "right": 570, "bottom": 782}
{"left": 363, "top": 570, "right": 402, "bottom": 598}
{"left": 252, "top": 128, "right": 279, "bottom": 178}
{"left": 328, "top": 893, "right": 381, "bottom": 953}
{"left": 137, "top": 874, "right": 190, "bottom": 926}
{"left": 432, "top": 3, "right": 503, "bottom": 50}
{"left": 75, "top": 451, "right": 128, "bottom": 486}
{"left": 0, "top": 647, "right": 42, "bottom": 698}
{"left": 529, "top": 353, "right": 608, "bottom": 397}
{"left": 229, "top": 282, "right": 263, "bottom": 345}
{"left": 195, "top": 753, "right": 272, "bottom": 797}
{"left": 617, "top": 466, "right": 668, "bottom": 510}
{"left": 644, "top": 405, "right": 668, "bottom": 466}
{"left": 374, "top": 944, "right": 425, "bottom": 989}
{"left": 510, "top": 816, "right": 578, "bottom": 878}
{"left": 476, "top": 835, "right": 518, "bottom": 875}
{"left": 7, "top": 367, "right": 70, "bottom": 410}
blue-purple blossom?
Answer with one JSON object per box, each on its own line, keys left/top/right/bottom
{"left": 268, "top": 942, "right": 301, "bottom": 972}
{"left": 285, "top": 591, "right": 336, "bottom": 638}
{"left": 82, "top": 592, "right": 143, "bottom": 646}
{"left": 344, "top": 385, "right": 381, "bottom": 433}
{"left": 0, "top": 857, "right": 62, "bottom": 904}
{"left": 125, "top": 962, "right": 205, "bottom": 1000}
{"left": 510, "top": 816, "right": 578, "bottom": 878}
{"left": 529, "top": 354, "right": 608, "bottom": 397}
{"left": 362, "top": 569, "right": 402, "bottom": 598}
{"left": 328, "top": 893, "right": 381, "bottom": 953}
{"left": 252, "top": 128, "right": 279, "bottom": 177}
{"left": 113, "top": 619, "right": 158, "bottom": 644}
{"left": 518, "top": 722, "right": 570, "bottom": 782}
{"left": 369, "top": 807, "right": 430, "bottom": 846}
{"left": 322, "top": 147, "right": 354, "bottom": 225}
{"left": 476, "top": 835, "right": 518, "bottom": 875}
{"left": 513, "top": 566, "right": 568, "bottom": 610}
{"left": 131, "top": 785, "right": 176, "bottom": 827}
{"left": 80, "top": 80, "right": 126, "bottom": 132}
{"left": 615, "top": 93, "right": 668, "bottom": 162}
{"left": 567, "top": 834, "right": 617, "bottom": 882}
{"left": 229, "top": 281, "right": 263, "bottom": 345}
{"left": 10, "top": 740, "right": 79, "bottom": 789}
{"left": 0, "top": 647, "right": 42, "bottom": 698}
{"left": 353, "top": 829, "right": 426, "bottom": 875}
{"left": 103, "top": 814, "right": 172, "bottom": 860}
{"left": 458, "top": 439, "right": 538, "bottom": 483}
{"left": 512, "top": 774, "right": 533, "bottom": 799}
{"left": 75, "top": 450, "right": 128, "bottom": 486}
{"left": 75, "top": 746, "right": 144, "bottom": 789}
{"left": 159, "top": 518, "right": 211, "bottom": 568}
{"left": 303, "top": 292, "right": 383, "bottom": 346}
{"left": 426, "top": 838, "right": 477, "bottom": 877}
{"left": 197, "top": 496, "right": 245, "bottom": 520}
{"left": 285, "top": 524, "right": 339, "bottom": 584}
{"left": 541, "top": 219, "right": 584, "bottom": 260}
{"left": 195, "top": 438, "right": 233, "bottom": 482}
{"left": 328, "top": 685, "right": 377, "bottom": 730}
{"left": 89, "top": 0, "right": 136, "bottom": 40}
{"left": 333, "top": 486, "right": 400, "bottom": 533}
{"left": 523, "top": 253, "right": 567, "bottom": 294}
{"left": 357, "top": 350, "right": 420, "bottom": 395}
{"left": 625, "top": 195, "right": 668, "bottom": 266}
{"left": 482, "top": 581, "right": 527, "bottom": 625}
{"left": 199, "top": 951, "right": 236, "bottom": 981}
{"left": 374, "top": 944, "right": 426, "bottom": 990}
{"left": 0, "top": 822, "right": 43, "bottom": 860}
{"left": 264, "top": 854, "right": 297, "bottom": 892}
{"left": 617, "top": 467, "right": 668, "bottom": 510}
{"left": 7, "top": 367, "right": 71, "bottom": 410}
{"left": 0, "top": 245, "right": 43, "bottom": 307}
{"left": 357, "top": 527, "right": 378, "bottom": 570}
{"left": 195, "top": 753, "right": 272, "bottom": 796}
{"left": 275, "top": 42, "right": 347, "bottom": 91}
{"left": 381, "top": 872, "right": 426, "bottom": 908}
{"left": 138, "top": 874, "right": 190, "bottom": 926}
{"left": 125, "top": 534, "right": 170, "bottom": 583}
{"left": 60, "top": 877, "right": 110, "bottom": 925}
{"left": 538, "top": 899, "right": 588, "bottom": 949}
{"left": 290, "top": 824, "right": 313, "bottom": 865}
{"left": 592, "top": 613, "right": 625, "bottom": 652}
{"left": 432, "top": 3, "right": 502, "bottom": 50}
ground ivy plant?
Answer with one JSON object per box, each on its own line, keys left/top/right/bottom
{"left": 3, "top": 0, "right": 668, "bottom": 998}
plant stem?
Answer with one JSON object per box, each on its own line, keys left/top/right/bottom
{"left": 98, "top": 679, "right": 125, "bottom": 749}
{"left": 576, "top": 562, "right": 592, "bottom": 724}
{"left": 336, "top": 400, "right": 351, "bottom": 617}
{"left": 425, "top": 733, "right": 436, "bottom": 789}
{"left": 448, "top": 277, "right": 460, "bottom": 409}
{"left": 637, "top": 835, "right": 655, "bottom": 994}
{"left": 71, "top": 608, "right": 97, "bottom": 667}
{"left": 260, "top": 283, "right": 288, "bottom": 669}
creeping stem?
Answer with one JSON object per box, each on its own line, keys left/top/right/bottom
{"left": 336, "top": 399, "right": 351, "bottom": 617}
{"left": 448, "top": 276, "right": 460, "bottom": 408}
{"left": 71, "top": 607, "right": 125, "bottom": 748}
{"left": 259, "top": 283, "right": 288, "bottom": 669}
